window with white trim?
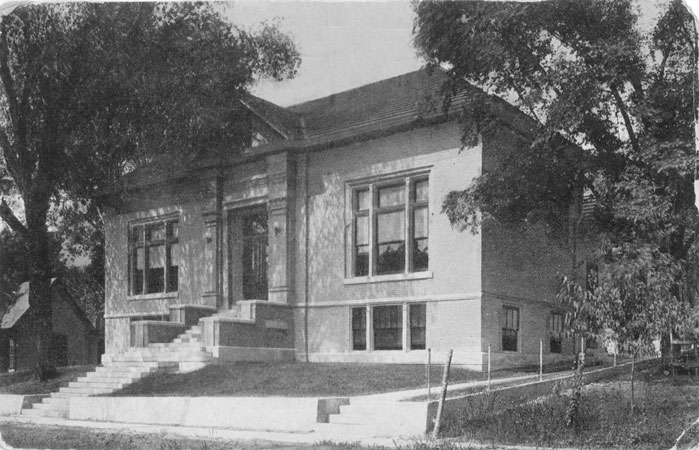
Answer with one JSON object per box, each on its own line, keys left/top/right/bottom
{"left": 351, "top": 176, "right": 429, "bottom": 277}
{"left": 129, "top": 219, "right": 179, "bottom": 295}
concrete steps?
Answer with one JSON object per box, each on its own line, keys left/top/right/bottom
{"left": 325, "top": 400, "right": 429, "bottom": 437}
{"left": 21, "top": 320, "right": 212, "bottom": 419}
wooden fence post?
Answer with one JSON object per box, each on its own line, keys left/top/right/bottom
{"left": 432, "top": 348, "right": 453, "bottom": 439}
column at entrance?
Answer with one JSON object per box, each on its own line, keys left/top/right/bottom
{"left": 266, "top": 153, "right": 295, "bottom": 304}
{"left": 202, "top": 211, "right": 222, "bottom": 309}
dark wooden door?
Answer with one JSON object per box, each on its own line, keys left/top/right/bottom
{"left": 241, "top": 209, "right": 268, "bottom": 300}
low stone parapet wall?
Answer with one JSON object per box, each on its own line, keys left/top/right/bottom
{"left": 130, "top": 320, "right": 186, "bottom": 347}
{"left": 68, "top": 396, "right": 326, "bottom": 432}
{"left": 209, "top": 346, "right": 295, "bottom": 362}
{"left": 0, "top": 394, "right": 46, "bottom": 416}
{"left": 169, "top": 304, "right": 216, "bottom": 328}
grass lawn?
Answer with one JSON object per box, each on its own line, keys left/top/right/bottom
{"left": 0, "top": 365, "right": 94, "bottom": 395}
{"left": 440, "top": 365, "right": 699, "bottom": 450}
{"left": 109, "top": 362, "right": 528, "bottom": 397}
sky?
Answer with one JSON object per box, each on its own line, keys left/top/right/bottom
{"left": 226, "top": 1, "right": 422, "bottom": 106}
{"left": 226, "top": 0, "right": 699, "bottom": 107}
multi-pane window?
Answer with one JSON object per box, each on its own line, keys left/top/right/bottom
{"left": 129, "top": 219, "right": 179, "bottom": 295}
{"left": 502, "top": 306, "right": 519, "bottom": 352}
{"left": 410, "top": 303, "right": 426, "bottom": 350}
{"left": 351, "top": 176, "right": 429, "bottom": 277}
{"left": 550, "top": 313, "right": 563, "bottom": 354}
{"left": 373, "top": 305, "right": 403, "bottom": 350}
{"left": 352, "top": 307, "right": 367, "bottom": 351}
{"left": 352, "top": 303, "right": 428, "bottom": 352}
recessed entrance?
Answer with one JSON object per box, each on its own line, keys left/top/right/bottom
{"left": 228, "top": 206, "right": 268, "bottom": 306}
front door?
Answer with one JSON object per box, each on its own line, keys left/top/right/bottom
{"left": 242, "top": 209, "right": 268, "bottom": 300}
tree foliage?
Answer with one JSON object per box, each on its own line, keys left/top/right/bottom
{"left": 0, "top": 2, "right": 299, "bottom": 379}
{"left": 414, "top": 0, "right": 697, "bottom": 348}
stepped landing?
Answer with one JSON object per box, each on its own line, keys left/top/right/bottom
{"left": 21, "top": 325, "right": 209, "bottom": 419}
{"left": 21, "top": 303, "right": 295, "bottom": 419}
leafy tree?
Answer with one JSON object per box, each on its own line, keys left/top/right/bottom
{"left": 413, "top": 0, "right": 696, "bottom": 361}
{"left": 0, "top": 2, "right": 299, "bottom": 379}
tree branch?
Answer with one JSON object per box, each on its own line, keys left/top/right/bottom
{"left": 0, "top": 19, "right": 20, "bottom": 134}
{"left": 610, "top": 84, "right": 640, "bottom": 154}
{"left": 0, "top": 197, "right": 27, "bottom": 235}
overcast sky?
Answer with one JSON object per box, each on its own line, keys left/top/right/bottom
{"left": 226, "top": 1, "right": 421, "bottom": 106}
{"left": 227, "top": 0, "right": 698, "bottom": 107}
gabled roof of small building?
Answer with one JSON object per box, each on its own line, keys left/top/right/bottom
{"left": 115, "top": 68, "right": 539, "bottom": 191}
{"left": 0, "top": 281, "right": 30, "bottom": 329}
{"left": 0, "top": 279, "right": 97, "bottom": 334}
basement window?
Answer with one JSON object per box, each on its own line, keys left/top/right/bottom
{"left": 352, "top": 307, "right": 367, "bottom": 351}
{"left": 373, "top": 305, "right": 403, "bottom": 350}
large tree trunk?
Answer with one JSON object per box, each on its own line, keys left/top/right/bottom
{"left": 25, "top": 197, "right": 54, "bottom": 381}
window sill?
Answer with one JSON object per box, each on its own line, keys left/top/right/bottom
{"left": 128, "top": 292, "right": 179, "bottom": 301}
{"left": 344, "top": 271, "right": 433, "bottom": 285}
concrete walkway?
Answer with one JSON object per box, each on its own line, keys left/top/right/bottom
{"left": 0, "top": 415, "right": 413, "bottom": 447}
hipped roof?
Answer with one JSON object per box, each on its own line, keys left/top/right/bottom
{"left": 117, "top": 68, "right": 539, "bottom": 190}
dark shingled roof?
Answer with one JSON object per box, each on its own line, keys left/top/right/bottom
{"left": 113, "top": 68, "right": 539, "bottom": 191}
{"left": 287, "top": 69, "right": 469, "bottom": 142}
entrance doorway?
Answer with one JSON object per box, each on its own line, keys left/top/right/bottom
{"left": 228, "top": 206, "right": 268, "bottom": 306}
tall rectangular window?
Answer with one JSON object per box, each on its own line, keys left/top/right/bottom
{"left": 411, "top": 180, "right": 429, "bottom": 271}
{"left": 376, "top": 185, "right": 405, "bottom": 275}
{"left": 353, "top": 189, "right": 370, "bottom": 277}
{"left": 502, "top": 307, "right": 519, "bottom": 352}
{"left": 351, "top": 176, "right": 429, "bottom": 277}
{"left": 373, "top": 305, "right": 403, "bottom": 350}
{"left": 352, "top": 307, "right": 367, "bottom": 351}
{"left": 550, "top": 313, "right": 563, "bottom": 354}
{"left": 8, "top": 338, "right": 16, "bottom": 372}
{"left": 410, "top": 303, "right": 426, "bottom": 350}
{"left": 129, "top": 219, "right": 179, "bottom": 295}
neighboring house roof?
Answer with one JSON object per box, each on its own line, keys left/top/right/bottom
{"left": 0, "top": 279, "right": 97, "bottom": 334}
{"left": 114, "top": 68, "right": 540, "bottom": 191}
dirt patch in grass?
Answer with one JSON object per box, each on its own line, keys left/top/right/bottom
{"left": 440, "top": 367, "right": 699, "bottom": 450}
{"left": 0, "top": 365, "right": 94, "bottom": 395}
{"left": 110, "top": 362, "right": 522, "bottom": 397}
{"left": 0, "top": 422, "right": 372, "bottom": 450}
